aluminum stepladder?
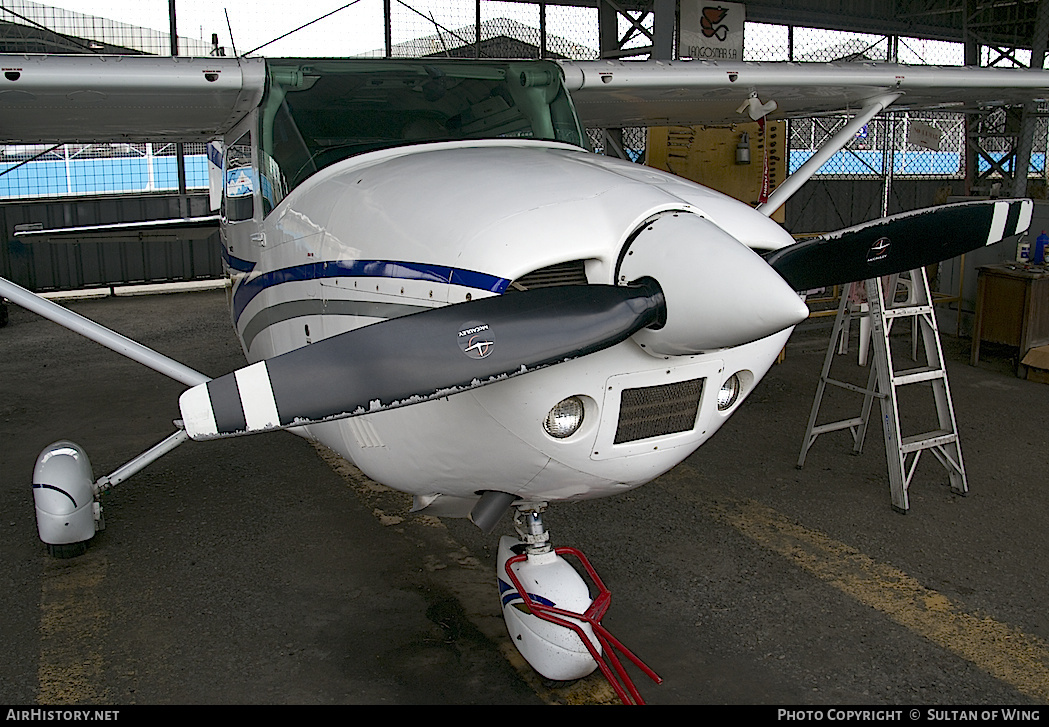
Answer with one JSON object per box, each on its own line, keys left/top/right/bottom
{"left": 797, "top": 268, "right": 968, "bottom": 512}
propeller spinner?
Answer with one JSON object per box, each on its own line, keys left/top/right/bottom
{"left": 615, "top": 211, "right": 810, "bottom": 355}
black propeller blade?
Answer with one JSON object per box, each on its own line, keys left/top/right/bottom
{"left": 180, "top": 282, "right": 664, "bottom": 440}
{"left": 764, "top": 198, "right": 1032, "bottom": 292}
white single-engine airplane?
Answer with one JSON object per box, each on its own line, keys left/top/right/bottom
{"left": 0, "top": 53, "right": 1043, "bottom": 703}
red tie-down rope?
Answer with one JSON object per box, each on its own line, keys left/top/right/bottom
{"left": 504, "top": 546, "right": 663, "bottom": 705}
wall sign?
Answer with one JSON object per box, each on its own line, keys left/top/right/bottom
{"left": 679, "top": 2, "right": 746, "bottom": 61}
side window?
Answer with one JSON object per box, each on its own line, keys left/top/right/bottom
{"left": 223, "top": 133, "right": 255, "bottom": 223}
{"left": 263, "top": 98, "right": 306, "bottom": 208}
{"left": 259, "top": 150, "right": 288, "bottom": 217}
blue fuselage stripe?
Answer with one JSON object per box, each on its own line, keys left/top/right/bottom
{"left": 230, "top": 259, "right": 511, "bottom": 323}
{"left": 224, "top": 250, "right": 257, "bottom": 273}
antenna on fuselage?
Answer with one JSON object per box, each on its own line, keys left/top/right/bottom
{"left": 395, "top": 0, "right": 472, "bottom": 52}
{"left": 224, "top": 9, "right": 239, "bottom": 58}
{"left": 240, "top": 1, "right": 361, "bottom": 57}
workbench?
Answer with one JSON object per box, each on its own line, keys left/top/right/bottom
{"left": 970, "top": 262, "right": 1049, "bottom": 376}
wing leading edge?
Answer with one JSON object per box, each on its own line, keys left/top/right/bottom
{"left": 559, "top": 60, "right": 1049, "bottom": 128}
{"left": 0, "top": 54, "right": 266, "bottom": 143}
{"left": 2, "top": 55, "right": 1048, "bottom": 142}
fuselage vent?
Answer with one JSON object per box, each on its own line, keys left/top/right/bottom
{"left": 508, "top": 260, "right": 589, "bottom": 291}
{"left": 614, "top": 378, "right": 705, "bottom": 444}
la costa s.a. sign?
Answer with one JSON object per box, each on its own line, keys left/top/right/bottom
{"left": 679, "top": 1, "right": 746, "bottom": 60}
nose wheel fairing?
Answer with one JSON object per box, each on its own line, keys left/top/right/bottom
{"left": 497, "top": 502, "right": 662, "bottom": 704}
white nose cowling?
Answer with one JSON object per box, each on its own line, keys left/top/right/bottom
{"left": 617, "top": 211, "right": 810, "bottom": 355}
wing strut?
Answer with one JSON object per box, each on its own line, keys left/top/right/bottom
{"left": 756, "top": 93, "right": 902, "bottom": 218}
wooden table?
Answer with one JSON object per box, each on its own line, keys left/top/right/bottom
{"left": 970, "top": 263, "right": 1049, "bottom": 375}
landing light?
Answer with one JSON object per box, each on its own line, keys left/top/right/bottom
{"left": 718, "top": 374, "right": 742, "bottom": 411}
{"left": 544, "top": 396, "right": 585, "bottom": 439}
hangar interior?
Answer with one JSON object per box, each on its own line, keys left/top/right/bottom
{"left": 0, "top": 0, "right": 1047, "bottom": 338}
{"left": 5, "top": 2, "right": 1049, "bottom": 706}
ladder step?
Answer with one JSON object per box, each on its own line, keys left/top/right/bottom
{"left": 810, "top": 417, "right": 866, "bottom": 436}
{"left": 824, "top": 377, "right": 882, "bottom": 397}
{"left": 892, "top": 366, "right": 946, "bottom": 386}
{"left": 900, "top": 429, "right": 957, "bottom": 453}
{"left": 883, "top": 305, "right": 933, "bottom": 319}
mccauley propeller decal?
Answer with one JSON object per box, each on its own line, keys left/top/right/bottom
{"left": 458, "top": 322, "right": 495, "bottom": 359}
{"left": 866, "top": 237, "right": 891, "bottom": 263}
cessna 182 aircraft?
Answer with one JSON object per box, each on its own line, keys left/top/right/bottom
{"left": 0, "top": 52, "right": 1043, "bottom": 703}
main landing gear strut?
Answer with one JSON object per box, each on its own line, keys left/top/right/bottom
{"left": 496, "top": 501, "right": 662, "bottom": 705}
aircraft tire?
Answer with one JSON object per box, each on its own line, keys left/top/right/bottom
{"left": 0, "top": 300, "right": 7, "bottom": 327}
{"left": 47, "top": 541, "right": 88, "bottom": 559}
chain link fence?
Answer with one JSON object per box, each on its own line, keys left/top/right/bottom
{"left": 0, "top": 0, "right": 212, "bottom": 54}
{"left": 0, "top": 1, "right": 1044, "bottom": 197}
{"left": 747, "top": 23, "right": 976, "bottom": 181}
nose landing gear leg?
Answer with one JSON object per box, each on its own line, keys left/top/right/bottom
{"left": 497, "top": 501, "right": 662, "bottom": 705}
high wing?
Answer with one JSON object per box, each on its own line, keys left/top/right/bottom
{"left": 1, "top": 55, "right": 1048, "bottom": 142}
{"left": 0, "top": 55, "right": 265, "bottom": 142}
{"left": 559, "top": 60, "right": 1049, "bottom": 128}
{"left": 0, "top": 55, "right": 263, "bottom": 241}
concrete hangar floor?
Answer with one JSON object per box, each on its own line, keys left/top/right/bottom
{"left": 1, "top": 285, "right": 1048, "bottom": 706}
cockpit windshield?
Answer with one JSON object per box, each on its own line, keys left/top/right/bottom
{"left": 257, "top": 58, "right": 587, "bottom": 214}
